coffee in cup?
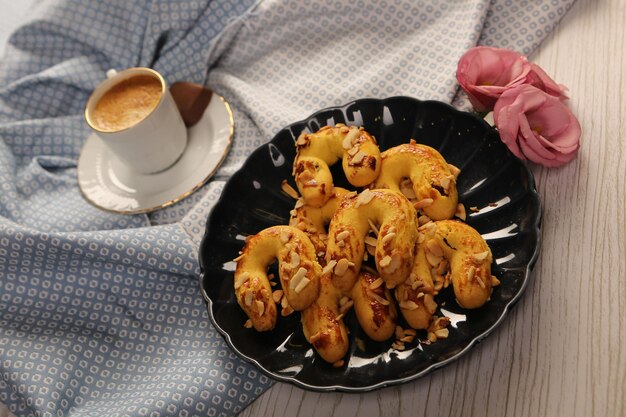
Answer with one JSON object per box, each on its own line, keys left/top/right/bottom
{"left": 84, "top": 67, "right": 187, "bottom": 174}
{"left": 90, "top": 75, "right": 163, "bottom": 132}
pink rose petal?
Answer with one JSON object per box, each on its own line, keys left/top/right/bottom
{"left": 493, "top": 84, "right": 581, "bottom": 168}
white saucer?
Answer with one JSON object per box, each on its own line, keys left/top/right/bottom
{"left": 78, "top": 95, "right": 233, "bottom": 214}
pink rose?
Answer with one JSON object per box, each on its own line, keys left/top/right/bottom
{"left": 493, "top": 84, "right": 580, "bottom": 167}
{"left": 456, "top": 46, "right": 532, "bottom": 112}
{"left": 527, "top": 63, "right": 569, "bottom": 100}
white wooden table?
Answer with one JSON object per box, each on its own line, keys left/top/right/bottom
{"left": 238, "top": 0, "right": 626, "bottom": 416}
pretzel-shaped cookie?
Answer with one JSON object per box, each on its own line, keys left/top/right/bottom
{"left": 351, "top": 269, "right": 398, "bottom": 341}
{"left": 430, "top": 220, "right": 495, "bottom": 309}
{"left": 234, "top": 226, "right": 321, "bottom": 331}
{"left": 293, "top": 124, "right": 381, "bottom": 208}
{"left": 325, "top": 188, "right": 418, "bottom": 293}
{"left": 373, "top": 142, "right": 459, "bottom": 220}
{"left": 301, "top": 272, "right": 349, "bottom": 364}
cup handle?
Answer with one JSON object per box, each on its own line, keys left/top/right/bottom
{"left": 106, "top": 69, "right": 118, "bottom": 79}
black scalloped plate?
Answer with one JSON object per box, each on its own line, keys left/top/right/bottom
{"left": 199, "top": 97, "right": 541, "bottom": 392}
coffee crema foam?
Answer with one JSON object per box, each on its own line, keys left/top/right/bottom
{"left": 91, "top": 75, "right": 162, "bottom": 132}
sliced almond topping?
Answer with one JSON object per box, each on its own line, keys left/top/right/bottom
{"left": 381, "top": 232, "right": 396, "bottom": 245}
{"left": 309, "top": 332, "right": 322, "bottom": 343}
{"left": 234, "top": 273, "right": 250, "bottom": 290}
{"left": 400, "top": 335, "right": 415, "bottom": 343}
{"left": 476, "top": 275, "right": 486, "bottom": 289}
{"left": 337, "top": 240, "right": 345, "bottom": 248}
{"left": 395, "top": 326, "right": 405, "bottom": 339}
{"left": 391, "top": 341, "right": 406, "bottom": 351}
{"left": 379, "top": 255, "right": 392, "bottom": 267}
{"left": 367, "top": 219, "right": 379, "bottom": 236}
{"left": 294, "top": 198, "right": 305, "bottom": 209}
{"left": 418, "top": 215, "right": 432, "bottom": 226}
{"left": 369, "top": 277, "right": 384, "bottom": 290}
{"left": 322, "top": 260, "right": 337, "bottom": 275}
{"left": 272, "top": 290, "right": 284, "bottom": 303}
{"left": 350, "top": 150, "right": 367, "bottom": 165}
{"left": 491, "top": 275, "right": 501, "bottom": 286}
{"left": 416, "top": 292, "right": 425, "bottom": 299}
{"left": 441, "top": 175, "right": 455, "bottom": 191}
{"left": 298, "top": 169, "right": 314, "bottom": 182}
{"left": 411, "top": 279, "right": 424, "bottom": 290}
{"left": 384, "top": 255, "right": 402, "bottom": 274}
{"left": 448, "top": 164, "right": 461, "bottom": 178}
{"left": 339, "top": 299, "right": 354, "bottom": 314}
{"left": 290, "top": 251, "right": 301, "bottom": 268}
{"left": 244, "top": 319, "right": 253, "bottom": 329}
{"left": 364, "top": 236, "right": 378, "bottom": 247}
{"left": 294, "top": 277, "right": 311, "bottom": 294}
{"left": 424, "top": 294, "right": 437, "bottom": 314}
{"left": 387, "top": 226, "right": 396, "bottom": 234}
{"left": 414, "top": 198, "right": 434, "bottom": 209}
{"left": 295, "top": 133, "right": 309, "bottom": 146}
{"left": 348, "top": 145, "right": 360, "bottom": 156}
{"left": 281, "top": 180, "right": 300, "bottom": 199}
{"left": 418, "top": 221, "right": 436, "bottom": 235}
{"left": 305, "top": 179, "right": 318, "bottom": 186}
{"left": 367, "top": 289, "right": 391, "bottom": 305}
{"left": 232, "top": 253, "right": 244, "bottom": 263}
{"left": 290, "top": 267, "right": 308, "bottom": 289}
{"left": 244, "top": 291, "right": 253, "bottom": 307}
{"left": 334, "top": 258, "right": 353, "bottom": 276}
{"left": 342, "top": 128, "right": 360, "bottom": 149}
{"left": 339, "top": 296, "right": 350, "bottom": 307}
{"left": 281, "top": 295, "right": 290, "bottom": 309}
{"left": 472, "top": 251, "right": 489, "bottom": 262}
{"left": 281, "top": 305, "right": 294, "bottom": 316}
{"left": 466, "top": 265, "right": 477, "bottom": 282}
{"left": 398, "top": 288, "right": 408, "bottom": 301}
{"left": 440, "top": 177, "right": 451, "bottom": 192}
{"left": 437, "top": 260, "right": 449, "bottom": 275}
{"left": 256, "top": 300, "right": 265, "bottom": 316}
{"left": 417, "top": 232, "right": 426, "bottom": 244}
{"left": 355, "top": 189, "right": 375, "bottom": 207}
{"left": 336, "top": 230, "right": 350, "bottom": 241}
{"left": 455, "top": 203, "right": 467, "bottom": 221}
{"left": 435, "top": 328, "right": 449, "bottom": 339}
{"left": 426, "top": 239, "right": 443, "bottom": 257}
{"left": 426, "top": 252, "right": 443, "bottom": 268}
{"left": 399, "top": 300, "right": 419, "bottom": 310}
{"left": 427, "top": 332, "right": 437, "bottom": 343}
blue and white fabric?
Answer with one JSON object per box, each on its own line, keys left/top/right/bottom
{"left": 0, "top": 1, "right": 576, "bottom": 416}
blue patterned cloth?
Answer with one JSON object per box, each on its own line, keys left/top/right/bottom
{"left": 0, "top": 1, "right": 575, "bottom": 416}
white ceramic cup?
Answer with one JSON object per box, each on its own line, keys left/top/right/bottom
{"left": 84, "top": 67, "right": 187, "bottom": 174}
